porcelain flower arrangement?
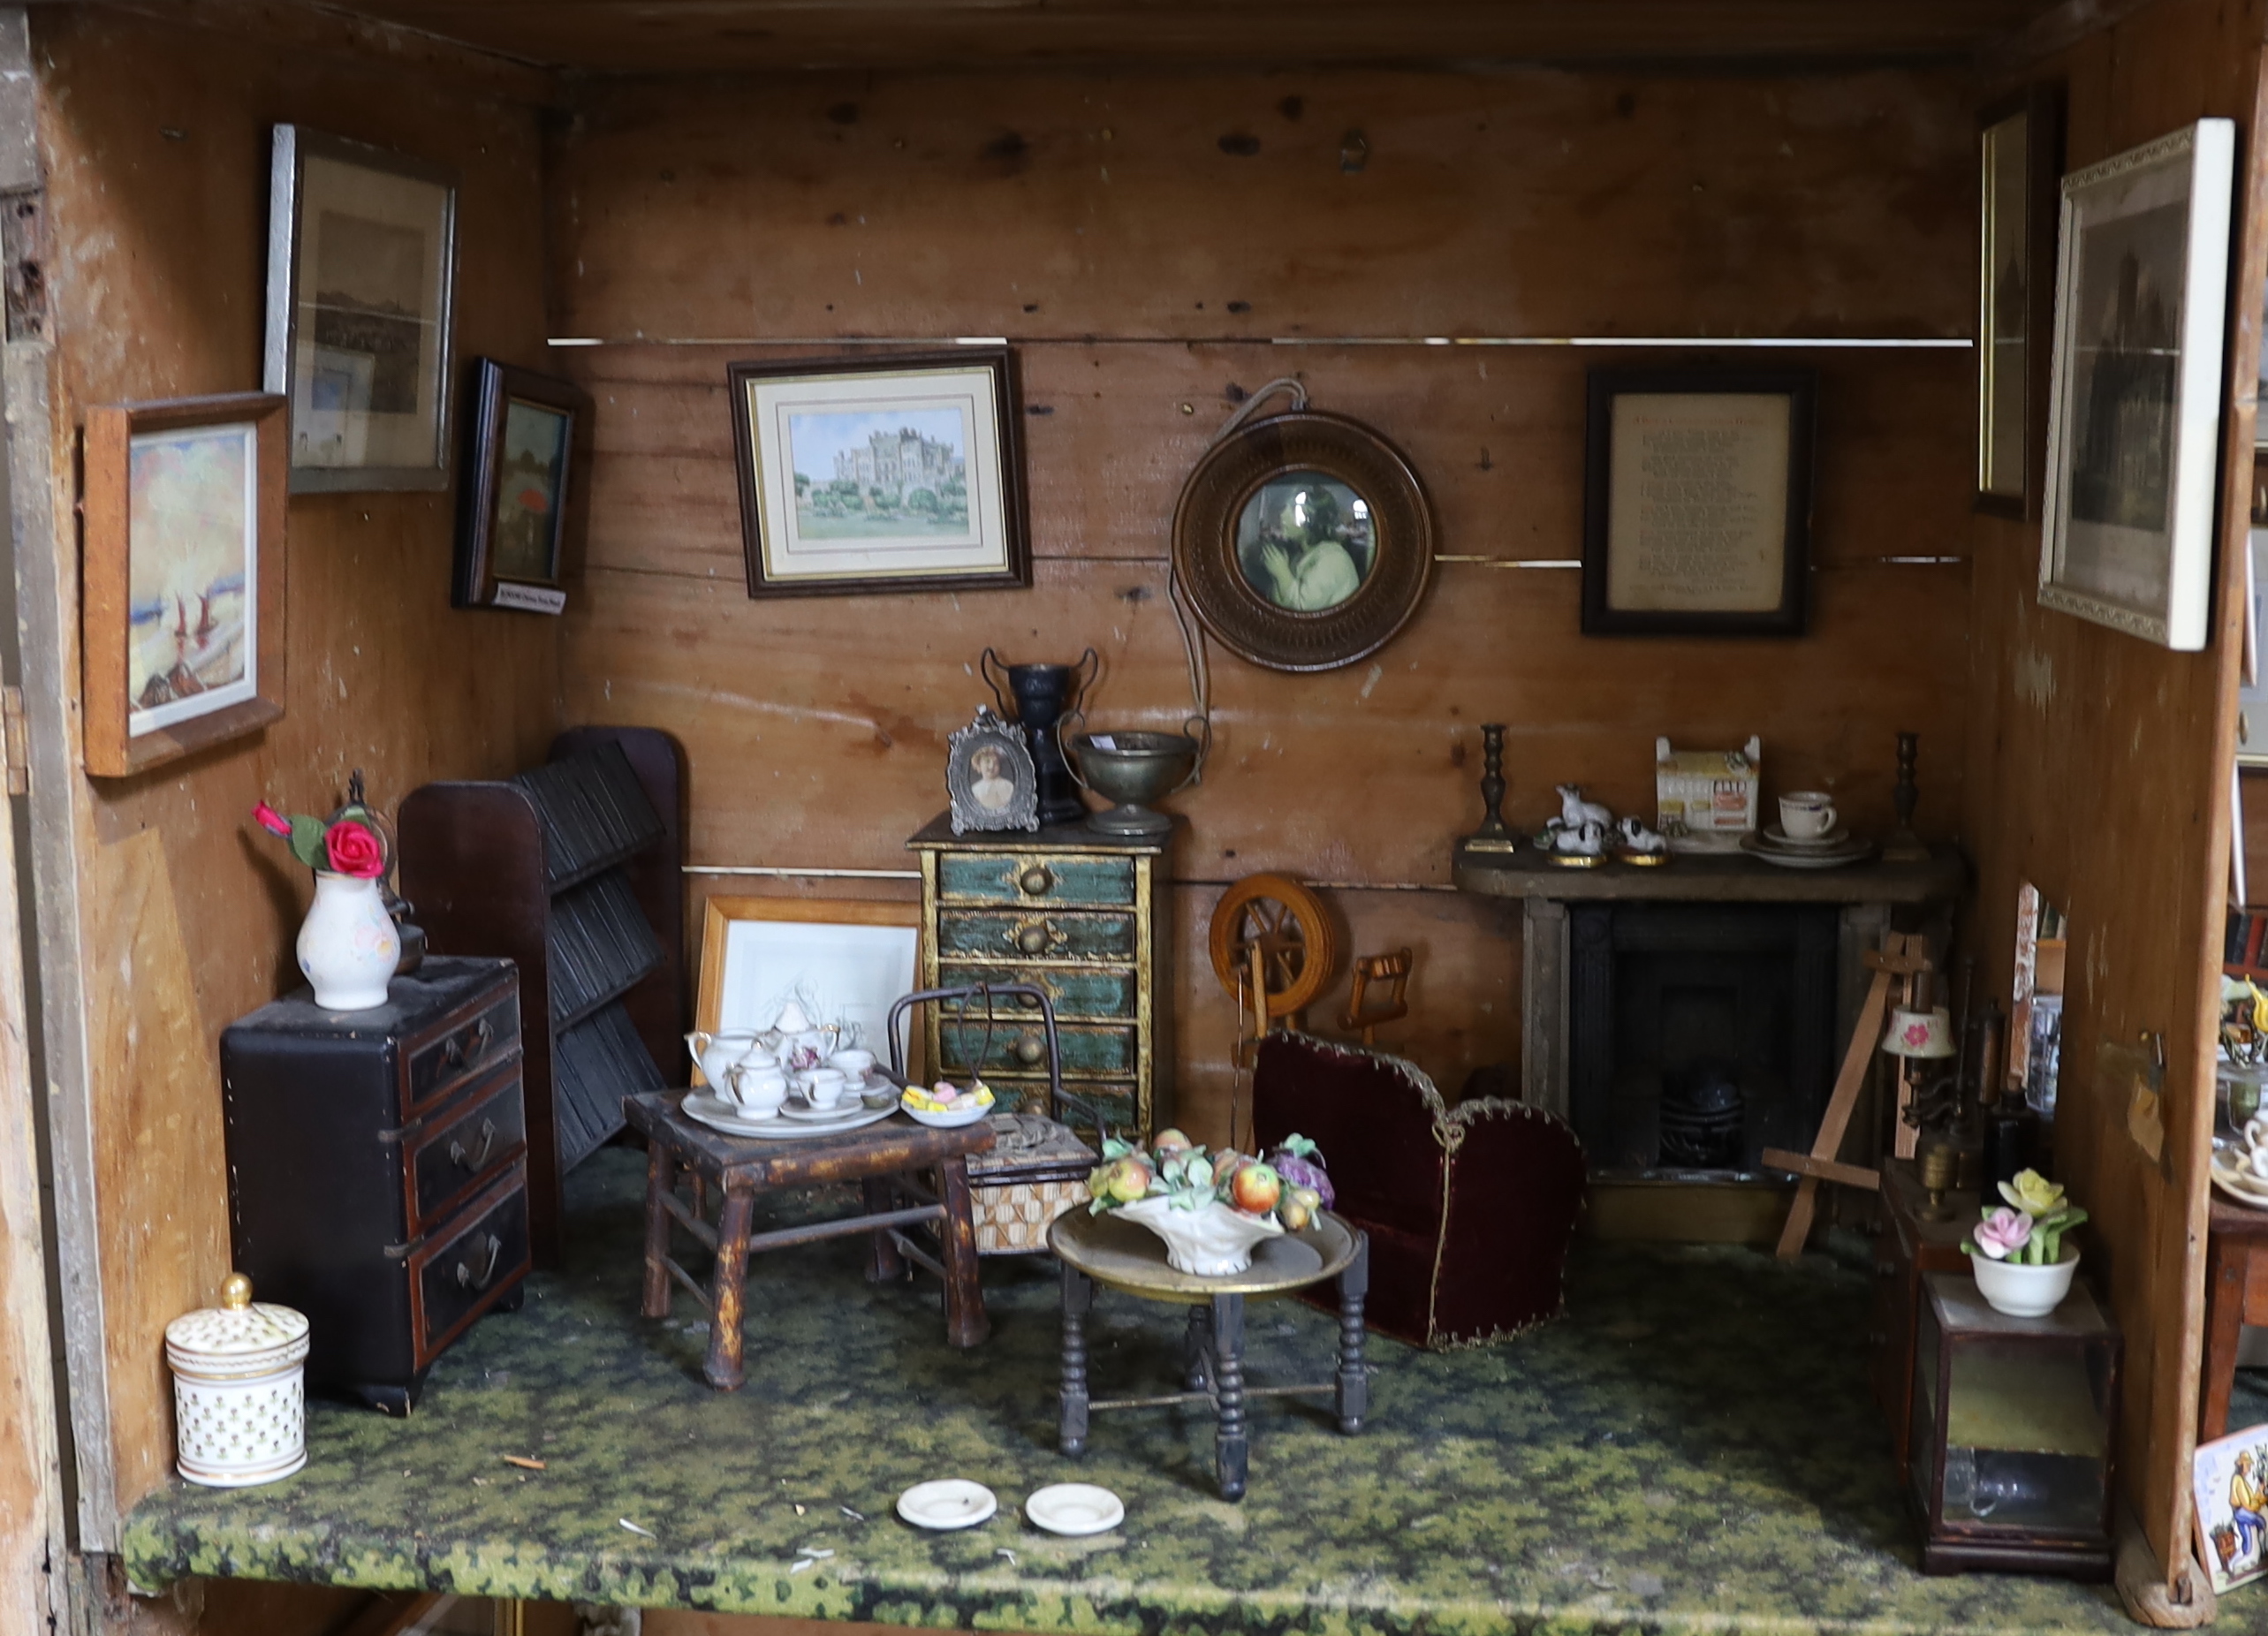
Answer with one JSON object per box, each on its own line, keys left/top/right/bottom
{"left": 1963, "top": 1168, "right": 2090, "bottom": 1317}
{"left": 1086, "top": 1131, "right": 1331, "bottom": 1276}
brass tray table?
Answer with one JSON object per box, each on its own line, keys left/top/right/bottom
{"left": 1048, "top": 1206, "right": 1369, "bottom": 1500}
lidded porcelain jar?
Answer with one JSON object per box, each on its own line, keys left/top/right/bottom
{"left": 164, "top": 1273, "right": 310, "bottom": 1488}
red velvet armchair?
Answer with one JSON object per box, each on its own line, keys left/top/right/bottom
{"left": 1252, "top": 1032, "right": 1586, "bottom": 1349}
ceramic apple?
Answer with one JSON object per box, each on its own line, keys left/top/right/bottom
{"left": 1230, "top": 1162, "right": 1281, "bottom": 1215}
{"left": 1152, "top": 1128, "right": 1194, "bottom": 1155}
{"left": 1104, "top": 1156, "right": 1155, "bottom": 1203}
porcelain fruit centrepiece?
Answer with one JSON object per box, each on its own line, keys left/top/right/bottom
{"left": 1085, "top": 1130, "right": 1331, "bottom": 1276}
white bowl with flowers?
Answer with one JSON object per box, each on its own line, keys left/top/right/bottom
{"left": 1964, "top": 1168, "right": 2089, "bottom": 1317}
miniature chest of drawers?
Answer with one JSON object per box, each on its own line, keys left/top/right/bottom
{"left": 907, "top": 814, "right": 1173, "bottom": 1140}
{"left": 219, "top": 957, "right": 532, "bottom": 1415}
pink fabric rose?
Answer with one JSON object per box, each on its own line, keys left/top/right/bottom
{"left": 252, "top": 801, "right": 292, "bottom": 837}
{"left": 323, "top": 819, "right": 386, "bottom": 879}
{"left": 1973, "top": 1207, "right": 2032, "bottom": 1261}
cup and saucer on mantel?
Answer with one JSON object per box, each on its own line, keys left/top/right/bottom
{"left": 1741, "top": 791, "right": 1876, "bottom": 869}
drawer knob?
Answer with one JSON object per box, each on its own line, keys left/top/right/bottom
{"left": 1016, "top": 923, "right": 1051, "bottom": 955}
{"left": 456, "top": 1233, "right": 505, "bottom": 1291}
{"left": 449, "top": 1119, "right": 499, "bottom": 1173}
{"left": 1015, "top": 1035, "right": 1046, "bottom": 1066}
{"left": 1020, "top": 865, "right": 1054, "bottom": 897}
{"left": 444, "top": 1017, "right": 496, "bottom": 1071}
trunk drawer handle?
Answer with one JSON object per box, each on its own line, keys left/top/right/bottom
{"left": 456, "top": 1233, "right": 504, "bottom": 1291}
{"left": 449, "top": 1119, "right": 499, "bottom": 1174}
{"left": 444, "top": 1017, "right": 496, "bottom": 1071}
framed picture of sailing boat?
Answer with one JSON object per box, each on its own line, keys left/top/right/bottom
{"left": 80, "top": 393, "right": 288, "bottom": 777}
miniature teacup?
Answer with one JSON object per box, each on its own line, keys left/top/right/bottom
{"left": 1779, "top": 791, "right": 1837, "bottom": 840}
{"left": 803, "top": 1068, "right": 848, "bottom": 1110}
{"left": 828, "top": 1049, "right": 876, "bottom": 1088}
{"left": 725, "top": 1062, "right": 787, "bottom": 1118}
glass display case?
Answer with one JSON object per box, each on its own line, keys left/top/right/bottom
{"left": 1910, "top": 1272, "right": 2120, "bottom": 1577}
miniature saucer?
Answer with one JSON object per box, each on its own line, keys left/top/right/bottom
{"left": 898, "top": 1479, "right": 997, "bottom": 1531}
{"left": 1764, "top": 824, "right": 1852, "bottom": 850}
{"left": 1024, "top": 1483, "right": 1123, "bottom": 1536}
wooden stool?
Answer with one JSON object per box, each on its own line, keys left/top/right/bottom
{"left": 626, "top": 1092, "right": 996, "bottom": 1390}
{"left": 2203, "top": 1196, "right": 2268, "bottom": 1439}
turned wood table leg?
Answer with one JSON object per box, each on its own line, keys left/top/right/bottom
{"left": 2204, "top": 1233, "right": 2249, "bottom": 1443}
{"left": 1214, "top": 1292, "right": 1248, "bottom": 1502}
{"left": 1184, "top": 1302, "right": 1214, "bottom": 1391}
{"left": 703, "top": 1186, "right": 757, "bottom": 1392}
{"left": 640, "top": 1145, "right": 675, "bottom": 1321}
{"left": 1337, "top": 1230, "right": 1370, "bottom": 1435}
{"left": 1059, "top": 1262, "right": 1092, "bottom": 1457}
{"left": 937, "top": 1156, "right": 990, "bottom": 1348}
{"left": 864, "top": 1177, "right": 907, "bottom": 1284}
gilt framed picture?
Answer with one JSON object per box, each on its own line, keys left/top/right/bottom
{"left": 264, "top": 125, "right": 458, "bottom": 493}
{"left": 727, "top": 349, "right": 1030, "bottom": 598}
{"left": 1976, "top": 85, "right": 2064, "bottom": 518}
{"left": 1581, "top": 370, "right": 1817, "bottom": 637}
{"left": 453, "top": 359, "right": 590, "bottom": 615}
{"left": 80, "top": 393, "right": 288, "bottom": 777}
{"left": 2039, "top": 119, "right": 2235, "bottom": 651}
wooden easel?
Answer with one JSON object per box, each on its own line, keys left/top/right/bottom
{"left": 1762, "top": 931, "right": 1930, "bottom": 1261}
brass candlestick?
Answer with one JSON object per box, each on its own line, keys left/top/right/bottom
{"left": 1918, "top": 1137, "right": 1960, "bottom": 1221}
{"left": 1884, "top": 731, "right": 1928, "bottom": 862}
{"left": 1462, "top": 723, "right": 1521, "bottom": 853}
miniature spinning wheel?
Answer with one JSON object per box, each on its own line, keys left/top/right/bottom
{"left": 1209, "top": 873, "right": 1339, "bottom": 1037}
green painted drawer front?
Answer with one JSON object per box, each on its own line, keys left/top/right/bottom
{"left": 936, "top": 910, "right": 1135, "bottom": 961}
{"left": 974, "top": 1076, "right": 1134, "bottom": 1132}
{"left": 940, "top": 1021, "right": 1137, "bottom": 1078}
{"left": 937, "top": 853, "right": 1136, "bottom": 907}
{"left": 931, "top": 963, "right": 1137, "bottom": 1020}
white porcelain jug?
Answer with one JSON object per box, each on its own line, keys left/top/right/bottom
{"left": 686, "top": 1029, "right": 768, "bottom": 1090}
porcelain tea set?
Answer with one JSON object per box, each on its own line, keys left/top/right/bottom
{"left": 686, "top": 1001, "right": 895, "bottom": 1125}
{"left": 2211, "top": 1111, "right": 2268, "bottom": 1209}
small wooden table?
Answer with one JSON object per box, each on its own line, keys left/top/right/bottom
{"left": 1049, "top": 1207, "right": 1369, "bottom": 1501}
{"left": 2203, "top": 1195, "right": 2268, "bottom": 1440}
{"left": 626, "top": 1092, "right": 995, "bottom": 1390}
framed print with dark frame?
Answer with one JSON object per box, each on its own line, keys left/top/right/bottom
{"left": 1581, "top": 370, "right": 1817, "bottom": 638}
{"left": 1172, "top": 404, "right": 1434, "bottom": 672}
{"left": 2039, "top": 118, "right": 2235, "bottom": 652}
{"left": 80, "top": 393, "right": 288, "bottom": 778}
{"left": 1976, "top": 84, "right": 2064, "bottom": 518}
{"left": 264, "top": 125, "right": 458, "bottom": 493}
{"left": 728, "top": 349, "right": 1030, "bottom": 598}
{"left": 453, "top": 359, "right": 590, "bottom": 615}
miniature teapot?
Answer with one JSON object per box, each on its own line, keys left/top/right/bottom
{"left": 686, "top": 1029, "right": 768, "bottom": 1090}
{"left": 769, "top": 1000, "right": 839, "bottom": 1073}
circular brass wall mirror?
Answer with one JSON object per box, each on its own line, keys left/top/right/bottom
{"left": 1172, "top": 408, "right": 1434, "bottom": 673}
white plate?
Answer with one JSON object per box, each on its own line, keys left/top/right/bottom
{"left": 903, "top": 1099, "right": 992, "bottom": 1128}
{"left": 1024, "top": 1483, "right": 1123, "bottom": 1536}
{"left": 683, "top": 1093, "right": 896, "bottom": 1140}
{"left": 897, "top": 1479, "right": 997, "bottom": 1530}
{"left": 1740, "top": 832, "right": 1874, "bottom": 870}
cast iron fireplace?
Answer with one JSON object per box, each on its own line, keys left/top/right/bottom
{"left": 1566, "top": 902, "right": 1839, "bottom": 1176}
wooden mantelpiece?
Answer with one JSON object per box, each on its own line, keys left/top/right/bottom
{"left": 1454, "top": 841, "right": 1967, "bottom": 1132}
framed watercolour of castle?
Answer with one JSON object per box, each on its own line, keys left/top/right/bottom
{"left": 2039, "top": 119, "right": 2234, "bottom": 651}
{"left": 728, "top": 349, "right": 1031, "bottom": 598}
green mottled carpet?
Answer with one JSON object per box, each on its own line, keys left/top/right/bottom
{"left": 124, "top": 1145, "right": 2151, "bottom": 1631}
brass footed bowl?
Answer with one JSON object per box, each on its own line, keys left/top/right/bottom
{"left": 1066, "top": 731, "right": 1200, "bottom": 836}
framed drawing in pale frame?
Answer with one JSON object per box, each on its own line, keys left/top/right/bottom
{"left": 80, "top": 393, "right": 288, "bottom": 778}
{"left": 265, "top": 125, "right": 459, "bottom": 493}
{"left": 727, "top": 348, "right": 1030, "bottom": 598}
{"left": 2039, "top": 118, "right": 2235, "bottom": 651}
{"left": 1581, "top": 369, "right": 1817, "bottom": 637}
{"left": 1976, "top": 84, "right": 2064, "bottom": 518}
{"left": 695, "top": 898, "right": 924, "bottom": 1074}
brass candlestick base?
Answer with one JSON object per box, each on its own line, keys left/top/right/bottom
{"left": 1917, "top": 1137, "right": 1961, "bottom": 1221}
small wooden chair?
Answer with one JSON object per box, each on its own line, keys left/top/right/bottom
{"left": 1341, "top": 948, "right": 1413, "bottom": 1044}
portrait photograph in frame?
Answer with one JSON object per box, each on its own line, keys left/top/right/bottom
{"left": 945, "top": 707, "right": 1040, "bottom": 835}
{"left": 2039, "top": 118, "right": 2234, "bottom": 652}
{"left": 453, "top": 359, "right": 591, "bottom": 616}
{"left": 1976, "top": 84, "right": 2064, "bottom": 518}
{"left": 80, "top": 393, "right": 288, "bottom": 778}
{"left": 1581, "top": 370, "right": 1817, "bottom": 637}
{"left": 728, "top": 348, "right": 1030, "bottom": 598}
{"left": 694, "top": 897, "right": 923, "bottom": 1076}
{"left": 264, "top": 125, "right": 459, "bottom": 493}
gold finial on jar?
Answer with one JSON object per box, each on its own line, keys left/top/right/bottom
{"left": 219, "top": 1273, "right": 254, "bottom": 1311}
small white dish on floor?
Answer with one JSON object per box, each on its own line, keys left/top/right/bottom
{"left": 897, "top": 1479, "right": 997, "bottom": 1530}
{"left": 1024, "top": 1482, "right": 1124, "bottom": 1536}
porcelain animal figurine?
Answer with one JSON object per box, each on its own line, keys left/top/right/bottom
{"left": 1615, "top": 815, "right": 1668, "bottom": 854}
{"left": 1554, "top": 820, "right": 1607, "bottom": 856}
{"left": 1555, "top": 784, "right": 1614, "bottom": 830}
{"left": 686, "top": 1029, "right": 768, "bottom": 1090}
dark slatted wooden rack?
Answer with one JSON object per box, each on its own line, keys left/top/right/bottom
{"left": 399, "top": 726, "right": 686, "bottom": 1263}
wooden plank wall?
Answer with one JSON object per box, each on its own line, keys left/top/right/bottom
{"left": 29, "top": 6, "right": 561, "bottom": 1541}
{"left": 1962, "top": 0, "right": 2268, "bottom": 1582}
{"left": 550, "top": 65, "right": 1978, "bottom": 1142}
